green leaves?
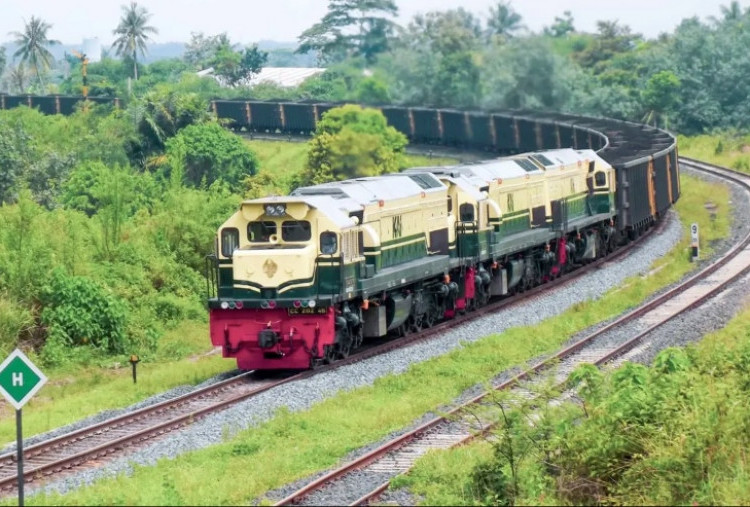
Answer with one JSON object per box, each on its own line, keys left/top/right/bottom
{"left": 165, "top": 122, "right": 259, "bottom": 189}
{"left": 40, "top": 269, "right": 129, "bottom": 359}
{"left": 300, "top": 104, "right": 406, "bottom": 186}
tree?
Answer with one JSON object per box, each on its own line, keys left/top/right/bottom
{"left": 211, "top": 42, "right": 268, "bottom": 87}
{"left": 719, "top": 1, "right": 743, "bottom": 22}
{"left": 183, "top": 32, "right": 231, "bottom": 70}
{"left": 9, "top": 16, "right": 59, "bottom": 89}
{"left": 388, "top": 9, "right": 482, "bottom": 107}
{"left": 111, "top": 1, "right": 158, "bottom": 81}
{"left": 126, "top": 88, "right": 212, "bottom": 167}
{"left": 0, "top": 47, "right": 6, "bottom": 84}
{"left": 299, "top": 104, "right": 407, "bottom": 186}
{"left": 641, "top": 70, "right": 681, "bottom": 128}
{"left": 164, "top": 122, "right": 259, "bottom": 188}
{"left": 296, "top": 0, "right": 398, "bottom": 64}
{"left": 486, "top": 1, "right": 525, "bottom": 40}
{"left": 574, "top": 20, "right": 642, "bottom": 73}
{"left": 545, "top": 11, "right": 575, "bottom": 37}
{"left": 7, "top": 64, "right": 27, "bottom": 93}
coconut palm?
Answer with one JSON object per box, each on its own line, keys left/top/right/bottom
{"left": 8, "top": 63, "right": 28, "bottom": 93}
{"left": 9, "top": 16, "right": 59, "bottom": 89}
{"left": 486, "top": 1, "right": 525, "bottom": 39}
{"left": 111, "top": 2, "right": 158, "bottom": 81}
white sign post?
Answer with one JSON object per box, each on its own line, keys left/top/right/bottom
{"left": 691, "top": 223, "right": 700, "bottom": 262}
{"left": 0, "top": 349, "right": 47, "bottom": 506}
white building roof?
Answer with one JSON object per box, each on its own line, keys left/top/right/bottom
{"left": 198, "top": 66, "right": 325, "bottom": 88}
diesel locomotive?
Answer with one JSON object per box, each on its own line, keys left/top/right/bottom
{"left": 206, "top": 147, "right": 636, "bottom": 370}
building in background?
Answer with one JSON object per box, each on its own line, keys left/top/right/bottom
{"left": 198, "top": 67, "right": 325, "bottom": 88}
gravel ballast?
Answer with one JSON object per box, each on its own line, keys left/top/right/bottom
{"left": 29, "top": 165, "right": 750, "bottom": 501}
{"left": 31, "top": 210, "right": 684, "bottom": 499}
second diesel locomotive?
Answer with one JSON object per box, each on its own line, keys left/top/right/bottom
{"left": 207, "top": 148, "right": 622, "bottom": 370}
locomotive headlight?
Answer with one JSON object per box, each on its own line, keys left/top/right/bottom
{"left": 220, "top": 301, "right": 229, "bottom": 309}
{"left": 264, "top": 203, "right": 286, "bottom": 216}
{"left": 308, "top": 300, "right": 316, "bottom": 308}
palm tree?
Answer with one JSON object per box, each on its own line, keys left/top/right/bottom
{"left": 111, "top": 2, "right": 158, "bottom": 81}
{"left": 9, "top": 16, "right": 59, "bottom": 89}
{"left": 721, "top": 1, "right": 743, "bottom": 21}
{"left": 486, "top": 1, "right": 525, "bottom": 39}
{"left": 8, "top": 63, "right": 28, "bottom": 93}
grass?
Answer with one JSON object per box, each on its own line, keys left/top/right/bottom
{"left": 17, "top": 173, "right": 731, "bottom": 506}
{"left": 0, "top": 321, "right": 226, "bottom": 446}
{"left": 678, "top": 133, "right": 750, "bottom": 173}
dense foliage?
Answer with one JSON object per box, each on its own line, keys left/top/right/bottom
{"left": 468, "top": 329, "right": 750, "bottom": 505}
{"left": 0, "top": 103, "right": 240, "bottom": 365}
{"left": 298, "top": 104, "right": 407, "bottom": 186}
{"left": 5, "top": 2, "right": 750, "bottom": 134}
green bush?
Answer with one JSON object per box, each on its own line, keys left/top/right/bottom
{"left": 40, "top": 270, "right": 130, "bottom": 357}
{"left": 165, "top": 122, "right": 258, "bottom": 189}
{"left": 0, "top": 296, "right": 33, "bottom": 357}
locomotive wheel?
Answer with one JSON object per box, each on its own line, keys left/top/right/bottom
{"left": 336, "top": 340, "right": 351, "bottom": 359}
{"left": 424, "top": 309, "right": 435, "bottom": 328}
{"left": 410, "top": 314, "right": 423, "bottom": 333}
{"left": 323, "top": 345, "right": 336, "bottom": 364}
{"left": 353, "top": 326, "right": 364, "bottom": 349}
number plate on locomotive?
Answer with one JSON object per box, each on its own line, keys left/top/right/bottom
{"left": 287, "top": 307, "right": 328, "bottom": 315}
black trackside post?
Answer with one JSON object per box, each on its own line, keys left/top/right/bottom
{"left": 129, "top": 355, "right": 140, "bottom": 384}
{"left": 16, "top": 408, "right": 23, "bottom": 507}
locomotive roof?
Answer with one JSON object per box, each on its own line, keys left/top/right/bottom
{"left": 291, "top": 172, "right": 445, "bottom": 205}
{"left": 243, "top": 194, "right": 360, "bottom": 229}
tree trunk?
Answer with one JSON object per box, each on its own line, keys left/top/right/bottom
{"left": 133, "top": 51, "right": 138, "bottom": 80}
{"left": 35, "top": 62, "right": 44, "bottom": 90}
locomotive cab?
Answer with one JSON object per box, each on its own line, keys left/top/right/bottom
{"left": 209, "top": 195, "right": 362, "bottom": 370}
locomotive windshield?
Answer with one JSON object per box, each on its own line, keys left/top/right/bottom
{"left": 282, "top": 221, "right": 312, "bottom": 241}
{"left": 248, "top": 221, "right": 276, "bottom": 242}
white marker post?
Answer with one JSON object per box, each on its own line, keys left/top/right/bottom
{"left": 0, "top": 349, "right": 47, "bottom": 506}
{"left": 691, "top": 223, "right": 700, "bottom": 262}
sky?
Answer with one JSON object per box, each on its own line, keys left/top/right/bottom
{"left": 0, "top": 0, "right": 742, "bottom": 46}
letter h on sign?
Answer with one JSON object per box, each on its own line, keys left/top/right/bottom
{"left": 12, "top": 372, "right": 22, "bottom": 387}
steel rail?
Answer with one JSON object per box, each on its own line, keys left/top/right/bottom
{"left": 274, "top": 157, "right": 750, "bottom": 506}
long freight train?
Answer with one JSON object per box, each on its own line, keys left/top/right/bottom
{"left": 0, "top": 95, "right": 679, "bottom": 370}
{"left": 199, "top": 102, "right": 678, "bottom": 371}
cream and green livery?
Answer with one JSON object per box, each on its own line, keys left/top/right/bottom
{"left": 208, "top": 149, "right": 618, "bottom": 370}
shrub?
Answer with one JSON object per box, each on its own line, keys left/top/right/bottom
{"left": 0, "top": 296, "right": 33, "bottom": 357}
{"left": 165, "top": 122, "right": 259, "bottom": 189}
{"left": 40, "top": 269, "right": 129, "bottom": 357}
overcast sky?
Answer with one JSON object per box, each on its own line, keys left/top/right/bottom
{"left": 0, "top": 0, "right": 740, "bottom": 46}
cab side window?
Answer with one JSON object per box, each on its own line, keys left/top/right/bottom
{"left": 320, "top": 232, "right": 337, "bottom": 254}
{"left": 459, "top": 203, "right": 475, "bottom": 222}
{"left": 595, "top": 171, "right": 607, "bottom": 187}
{"left": 221, "top": 228, "right": 239, "bottom": 257}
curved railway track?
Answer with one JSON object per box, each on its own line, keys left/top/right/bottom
{"left": 0, "top": 199, "right": 661, "bottom": 497}
{"left": 272, "top": 158, "right": 750, "bottom": 506}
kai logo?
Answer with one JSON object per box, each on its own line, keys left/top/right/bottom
{"left": 392, "top": 215, "right": 403, "bottom": 238}
{"left": 263, "top": 259, "right": 278, "bottom": 278}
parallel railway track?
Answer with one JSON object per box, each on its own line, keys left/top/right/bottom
{"left": 0, "top": 196, "right": 659, "bottom": 497}
{"left": 273, "top": 158, "right": 750, "bottom": 506}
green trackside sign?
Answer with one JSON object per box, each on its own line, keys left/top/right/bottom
{"left": 0, "top": 349, "right": 47, "bottom": 410}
